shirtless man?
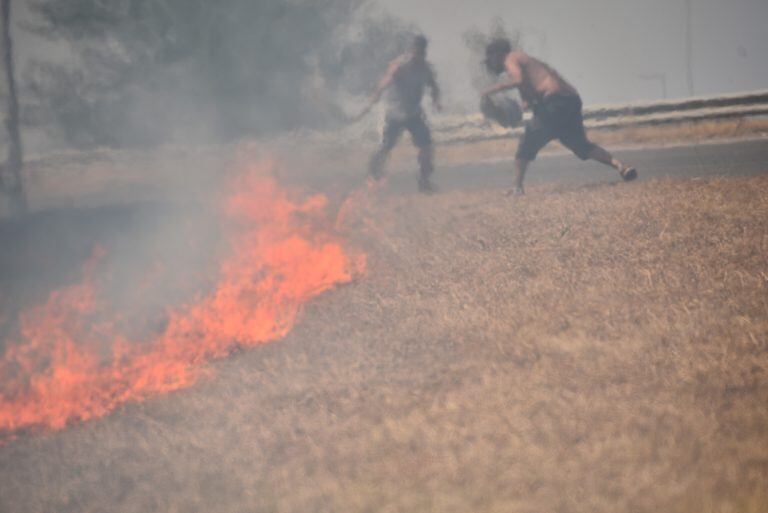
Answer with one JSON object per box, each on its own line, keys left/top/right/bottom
{"left": 356, "top": 35, "right": 442, "bottom": 194}
{"left": 481, "top": 38, "right": 637, "bottom": 195}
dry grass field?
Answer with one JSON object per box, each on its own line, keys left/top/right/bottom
{"left": 1, "top": 174, "right": 767, "bottom": 512}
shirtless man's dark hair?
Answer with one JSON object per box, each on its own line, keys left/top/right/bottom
{"left": 354, "top": 34, "right": 442, "bottom": 194}
{"left": 482, "top": 38, "right": 637, "bottom": 195}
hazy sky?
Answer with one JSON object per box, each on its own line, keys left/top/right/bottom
{"left": 384, "top": 0, "right": 768, "bottom": 107}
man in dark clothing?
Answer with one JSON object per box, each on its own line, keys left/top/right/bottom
{"left": 356, "top": 35, "right": 442, "bottom": 194}
{"left": 481, "top": 38, "right": 637, "bottom": 195}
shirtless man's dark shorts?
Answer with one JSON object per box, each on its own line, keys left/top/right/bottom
{"left": 517, "top": 94, "right": 595, "bottom": 161}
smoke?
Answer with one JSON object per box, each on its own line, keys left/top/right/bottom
{"left": 0, "top": 157, "right": 366, "bottom": 440}
{"left": 0, "top": 1, "right": 408, "bottom": 442}
{"left": 2, "top": 0, "right": 394, "bottom": 435}
{"left": 18, "top": 0, "right": 416, "bottom": 151}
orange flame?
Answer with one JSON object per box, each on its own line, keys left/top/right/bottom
{"left": 0, "top": 160, "right": 365, "bottom": 440}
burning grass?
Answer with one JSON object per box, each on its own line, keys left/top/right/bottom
{"left": 1, "top": 174, "right": 767, "bottom": 512}
{"left": 0, "top": 161, "right": 364, "bottom": 438}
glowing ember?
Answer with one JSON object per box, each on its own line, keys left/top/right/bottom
{"left": 0, "top": 160, "right": 365, "bottom": 440}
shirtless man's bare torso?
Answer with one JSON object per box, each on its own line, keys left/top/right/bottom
{"left": 503, "top": 51, "right": 578, "bottom": 107}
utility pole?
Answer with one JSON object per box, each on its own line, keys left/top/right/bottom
{"left": 1, "top": 0, "right": 27, "bottom": 216}
{"left": 685, "top": 0, "right": 694, "bottom": 96}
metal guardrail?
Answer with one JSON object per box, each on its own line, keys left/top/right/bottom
{"left": 434, "top": 89, "right": 768, "bottom": 145}
{"left": 585, "top": 89, "right": 768, "bottom": 119}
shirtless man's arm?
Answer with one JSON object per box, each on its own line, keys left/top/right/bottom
{"left": 480, "top": 55, "right": 531, "bottom": 110}
{"left": 352, "top": 59, "right": 400, "bottom": 122}
{"left": 481, "top": 55, "right": 523, "bottom": 98}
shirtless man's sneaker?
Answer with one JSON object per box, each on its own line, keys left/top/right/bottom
{"left": 620, "top": 166, "right": 638, "bottom": 182}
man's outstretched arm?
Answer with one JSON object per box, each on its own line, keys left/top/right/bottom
{"left": 352, "top": 60, "right": 399, "bottom": 121}
{"left": 427, "top": 64, "right": 442, "bottom": 112}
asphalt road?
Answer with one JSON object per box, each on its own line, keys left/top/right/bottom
{"left": 388, "top": 137, "right": 768, "bottom": 192}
